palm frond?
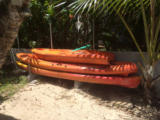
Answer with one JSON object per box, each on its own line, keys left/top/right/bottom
{"left": 68, "top": 0, "right": 150, "bottom": 16}
{"left": 153, "top": 16, "right": 160, "bottom": 51}
{"left": 118, "top": 13, "right": 146, "bottom": 63}
{"left": 140, "top": 0, "right": 150, "bottom": 57}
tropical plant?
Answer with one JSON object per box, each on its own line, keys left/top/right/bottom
{"left": 17, "top": 0, "right": 83, "bottom": 49}
{"left": 66, "top": 0, "right": 160, "bottom": 104}
{"left": 14, "top": 0, "right": 143, "bottom": 51}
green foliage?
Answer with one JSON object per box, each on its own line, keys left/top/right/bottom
{"left": 15, "top": 0, "right": 82, "bottom": 49}
{"left": 68, "top": 0, "right": 150, "bottom": 16}
{"left": 68, "top": 0, "right": 160, "bottom": 64}
{"left": 14, "top": 0, "right": 153, "bottom": 51}
{"left": 0, "top": 75, "right": 27, "bottom": 101}
{"left": 54, "top": 0, "right": 152, "bottom": 51}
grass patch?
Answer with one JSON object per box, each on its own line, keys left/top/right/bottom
{"left": 0, "top": 75, "right": 28, "bottom": 102}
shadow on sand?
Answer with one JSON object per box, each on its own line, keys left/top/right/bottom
{"left": 34, "top": 74, "right": 143, "bottom": 105}
{"left": 0, "top": 113, "right": 19, "bottom": 120}
{"left": 2, "top": 73, "right": 159, "bottom": 119}
{"left": 33, "top": 74, "right": 160, "bottom": 120}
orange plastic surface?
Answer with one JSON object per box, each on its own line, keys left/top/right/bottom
{"left": 16, "top": 53, "right": 138, "bottom": 76}
{"left": 32, "top": 48, "right": 115, "bottom": 65}
{"left": 16, "top": 61, "right": 140, "bottom": 88}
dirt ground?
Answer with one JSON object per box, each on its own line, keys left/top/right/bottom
{"left": 0, "top": 75, "right": 156, "bottom": 120}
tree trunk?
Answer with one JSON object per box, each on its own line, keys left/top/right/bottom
{"left": 0, "top": 0, "right": 30, "bottom": 69}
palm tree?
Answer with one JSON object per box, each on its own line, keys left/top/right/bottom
{"left": 66, "top": 0, "right": 160, "bottom": 104}
{"left": 0, "top": 0, "right": 31, "bottom": 69}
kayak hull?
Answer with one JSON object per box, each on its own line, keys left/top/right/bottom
{"left": 16, "top": 61, "right": 140, "bottom": 88}
{"left": 16, "top": 53, "right": 138, "bottom": 76}
{"left": 32, "top": 48, "right": 115, "bottom": 65}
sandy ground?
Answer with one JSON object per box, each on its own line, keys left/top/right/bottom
{"left": 0, "top": 78, "right": 142, "bottom": 120}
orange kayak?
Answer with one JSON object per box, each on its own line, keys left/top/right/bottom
{"left": 16, "top": 61, "right": 140, "bottom": 88}
{"left": 32, "top": 48, "right": 114, "bottom": 65}
{"left": 16, "top": 53, "right": 138, "bottom": 76}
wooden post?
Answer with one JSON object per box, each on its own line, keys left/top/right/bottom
{"left": 49, "top": 22, "right": 53, "bottom": 49}
{"left": 92, "top": 19, "right": 95, "bottom": 50}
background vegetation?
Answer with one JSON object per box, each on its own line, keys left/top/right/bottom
{"left": 13, "top": 0, "right": 147, "bottom": 51}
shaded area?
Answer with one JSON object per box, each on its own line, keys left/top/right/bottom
{"left": 0, "top": 96, "right": 7, "bottom": 104}
{"left": 31, "top": 74, "right": 74, "bottom": 90}
{"left": 80, "top": 84, "right": 160, "bottom": 119}
{"left": 0, "top": 113, "right": 19, "bottom": 120}
{"left": 0, "top": 69, "right": 28, "bottom": 104}
{"left": 32, "top": 74, "right": 160, "bottom": 120}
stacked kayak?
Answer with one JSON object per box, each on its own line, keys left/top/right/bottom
{"left": 31, "top": 48, "right": 115, "bottom": 65}
{"left": 16, "top": 48, "right": 141, "bottom": 88}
